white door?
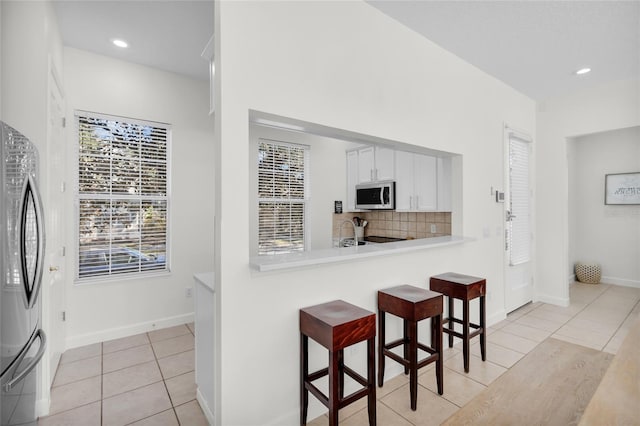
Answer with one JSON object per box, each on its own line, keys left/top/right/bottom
{"left": 45, "top": 62, "right": 67, "bottom": 385}
{"left": 504, "top": 129, "right": 533, "bottom": 313}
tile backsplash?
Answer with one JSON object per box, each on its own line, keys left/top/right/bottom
{"left": 332, "top": 211, "right": 451, "bottom": 240}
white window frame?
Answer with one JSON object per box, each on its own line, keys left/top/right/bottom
{"left": 74, "top": 111, "right": 171, "bottom": 282}
{"left": 257, "top": 138, "right": 310, "bottom": 255}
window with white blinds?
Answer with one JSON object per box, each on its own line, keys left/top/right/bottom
{"left": 257, "top": 139, "right": 309, "bottom": 255}
{"left": 76, "top": 112, "right": 170, "bottom": 280}
{"left": 508, "top": 135, "right": 531, "bottom": 266}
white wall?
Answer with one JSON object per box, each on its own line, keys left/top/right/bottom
{"left": 215, "top": 2, "right": 535, "bottom": 425}
{"left": 1, "top": 1, "right": 48, "bottom": 145}
{"left": 62, "top": 47, "right": 215, "bottom": 347}
{"left": 568, "top": 126, "right": 640, "bottom": 287}
{"left": 536, "top": 78, "right": 640, "bottom": 305}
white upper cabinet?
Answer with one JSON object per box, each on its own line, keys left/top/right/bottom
{"left": 374, "top": 146, "right": 395, "bottom": 181}
{"left": 395, "top": 151, "right": 437, "bottom": 211}
{"left": 346, "top": 150, "right": 360, "bottom": 211}
{"left": 414, "top": 154, "right": 437, "bottom": 210}
{"left": 346, "top": 146, "right": 450, "bottom": 213}
{"left": 355, "top": 146, "right": 395, "bottom": 183}
{"left": 436, "top": 157, "right": 452, "bottom": 211}
{"left": 357, "top": 146, "right": 375, "bottom": 183}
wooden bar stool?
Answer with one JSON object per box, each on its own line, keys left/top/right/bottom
{"left": 300, "top": 300, "right": 376, "bottom": 426}
{"left": 429, "top": 272, "right": 486, "bottom": 373}
{"left": 378, "top": 285, "right": 443, "bottom": 410}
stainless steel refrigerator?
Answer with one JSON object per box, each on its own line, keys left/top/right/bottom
{"left": 0, "top": 121, "right": 47, "bottom": 426}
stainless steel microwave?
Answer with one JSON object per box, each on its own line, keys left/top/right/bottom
{"left": 355, "top": 180, "right": 395, "bottom": 210}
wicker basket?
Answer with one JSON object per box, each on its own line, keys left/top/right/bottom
{"left": 575, "top": 263, "right": 602, "bottom": 284}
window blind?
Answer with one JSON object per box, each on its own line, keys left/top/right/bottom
{"left": 257, "top": 139, "right": 309, "bottom": 255}
{"left": 508, "top": 136, "right": 531, "bottom": 266}
{"left": 76, "top": 113, "right": 170, "bottom": 279}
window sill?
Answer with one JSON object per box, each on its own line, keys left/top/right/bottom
{"left": 249, "top": 235, "right": 472, "bottom": 272}
{"left": 74, "top": 269, "right": 171, "bottom": 285}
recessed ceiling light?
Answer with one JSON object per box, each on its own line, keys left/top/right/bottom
{"left": 575, "top": 67, "right": 591, "bottom": 75}
{"left": 112, "top": 39, "right": 128, "bottom": 48}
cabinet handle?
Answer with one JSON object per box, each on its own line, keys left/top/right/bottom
{"left": 375, "top": 168, "right": 378, "bottom": 181}
{"left": 410, "top": 196, "right": 413, "bottom": 210}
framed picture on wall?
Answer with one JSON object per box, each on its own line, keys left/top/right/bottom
{"left": 605, "top": 172, "right": 640, "bottom": 205}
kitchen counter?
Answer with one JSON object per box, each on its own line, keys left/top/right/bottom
{"left": 250, "top": 235, "right": 471, "bottom": 272}
{"left": 194, "top": 272, "right": 215, "bottom": 292}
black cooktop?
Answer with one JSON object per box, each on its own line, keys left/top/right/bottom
{"left": 364, "top": 236, "right": 406, "bottom": 243}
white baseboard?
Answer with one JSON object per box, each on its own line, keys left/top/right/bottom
{"left": 601, "top": 276, "right": 640, "bottom": 288}
{"left": 196, "top": 388, "right": 214, "bottom": 426}
{"left": 65, "top": 312, "right": 194, "bottom": 349}
{"left": 535, "top": 293, "right": 570, "bottom": 307}
{"left": 487, "top": 310, "right": 506, "bottom": 327}
{"left": 36, "top": 397, "right": 50, "bottom": 418}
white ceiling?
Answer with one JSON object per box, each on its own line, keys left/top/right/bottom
{"left": 53, "top": 1, "right": 639, "bottom": 101}
{"left": 368, "top": 0, "right": 640, "bottom": 100}
{"left": 53, "top": 0, "right": 214, "bottom": 81}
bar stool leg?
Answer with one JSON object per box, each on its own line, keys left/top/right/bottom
{"left": 434, "top": 314, "right": 443, "bottom": 395}
{"left": 329, "top": 350, "right": 339, "bottom": 426}
{"left": 300, "top": 333, "right": 308, "bottom": 426}
{"left": 448, "top": 297, "right": 454, "bottom": 348}
{"left": 462, "top": 300, "right": 470, "bottom": 373}
{"left": 403, "top": 319, "right": 410, "bottom": 375}
{"left": 408, "top": 319, "right": 418, "bottom": 410}
{"left": 480, "top": 295, "right": 487, "bottom": 361}
{"left": 378, "top": 310, "right": 385, "bottom": 387}
{"left": 338, "top": 349, "right": 345, "bottom": 399}
{"left": 367, "top": 337, "right": 376, "bottom": 426}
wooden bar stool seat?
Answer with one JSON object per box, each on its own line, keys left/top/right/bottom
{"left": 378, "top": 285, "right": 443, "bottom": 411}
{"left": 300, "top": 300, "right": 376, "bottom": 426}
{"left": 429, "top": 272, "right": 487, "bottom": 373}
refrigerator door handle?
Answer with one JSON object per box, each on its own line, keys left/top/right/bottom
{"left": 2, "top": 329, "right": 47, "bottom": 392}
{"left": 19, "top": 175, "right": 46, "bottom": 309}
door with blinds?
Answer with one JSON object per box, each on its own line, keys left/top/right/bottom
{"left": 504, "top": 129, "right": 533, "bottom": 313}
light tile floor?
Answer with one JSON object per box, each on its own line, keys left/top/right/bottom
{"left": 37, "top": 283, "right": 640, "bottom": 426}
{"left": 308, "top": 282, "right": 640, "bottom": 426}
{"left": 38, "top": 323, "right": 208, "bottom": 426}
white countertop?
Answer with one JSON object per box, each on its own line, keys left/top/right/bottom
{"left": 250, "top": 235, "right": 472, "bottom": 272}
{"left": 193, "top": 272, "right": 215, "bottom": 292}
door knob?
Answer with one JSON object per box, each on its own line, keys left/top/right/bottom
{"left": 49, "top": 266, "right": 59, "bottom": 272}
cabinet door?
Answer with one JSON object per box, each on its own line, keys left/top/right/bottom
{"left": 414, "top": 154, "right": 437, "bottom": 211}
{"left": 394, "top": 151, "right": 414, "bottom": 211}
{"left": 437, "top": 157, "right": 452, "bottom": 211}
{"left": 346, "top": 150, "right": 359, "bottom": 211}
{"left": 357, "top": 146, "right": 375, "bottom": 183}
{"left": 374, "top": 146, "right": 395, "bottom": 181}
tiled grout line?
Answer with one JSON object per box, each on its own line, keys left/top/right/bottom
{"left": 551, "top": 284, "right": 638, "bottom": 350}
{"left": 147, "top": 330, "right": 181, "bottom": 425}
{"left": 43, "top": 325, "right": 197, "bottom": 425}
{"left": 601, "top": 297, "right": 640, "bottom": 351}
